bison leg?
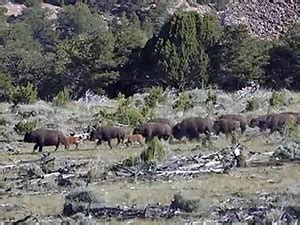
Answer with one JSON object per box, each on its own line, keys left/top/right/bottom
{"left": 38, "top": 145, "right": 43, "bottom": 152}
{"left": 33, "top": 144, "right": 39, "bottom": 152}
{"left": 54, "top": 143, "right": 60, "bottom": 152}
{"left": 116, "top": 138, "right": 121, "bottom": 146}
{"left": 107, "top": 140, "right": 113, "bottom": 149}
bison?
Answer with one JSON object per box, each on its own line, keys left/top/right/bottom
{"left": 133, "top": 122, "right": 172, "bottom": 142}
{"left": 213, "top": 119, "right": 241, "bottom": 137}
{"left": 249, "top": 113, "right": 297, "bottom": 135}
{"left": 218, "top": 114, "right": 247, "bottom": 134}
{"left": 172, "top": 117, "right": 214, "bottom": 141}
{"left": 124, "top": 134, "right": 145, "bottom": 146}
{"left": 147, "top": 118, "right": 175, "bottom": 128}
{"left": 89, "top": 126, "right": 125, "bottom": 149}
{"left": 280, "top": 112, "right": 300, "bottom": 124}
{"left": 23, "top": 129, "right": 69, "bottom": 152}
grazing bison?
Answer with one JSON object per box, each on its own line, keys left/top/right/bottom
{"left": 89, "top": 126, "right": 125, "bottom": 149}
{"left": 133, "top": 122, "right": 172, "bottom": 142}
{"left": 249, "top": 115, "right": 269, "bottom": 130}
{"left": 124, "top": 134, "right": 144, "bottom": 146}
{"left": 250, "top": 113, "right": 296, "bottom": 134}
{"left": 147, "top": 118, "right": 175, "bottom": 128}
{"left": 213, "top": 119, "right": 241, "bottom": 137}
{"left": 23, "top": 129, "right": 69, "bottom": 152}
{"left": 280, "top": 112, "right": 300, "bottom": 124}
{"left": 65, "top": 136, "right": 82, "bottom": 149}
{"left": 172, "top": 117, "right": 214, "bottom": 141}
{"left": 218, "top": 114, "right": 247, "bottom": 134}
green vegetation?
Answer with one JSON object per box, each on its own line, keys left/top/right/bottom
{"left": 53, "top": 88, "right": 70, "bottom": 107}
{"left": 269, "top": 91, "right": 286, "bottom": 108}
{"left": 173, "top": 92, "right": 194, "bottom": 112}
{"left": 14, "top": 120, "right": 37, "bottom": 134}
{"left": 10, "top": 83, "right": 38, "bottom": 105}
{"left": 0, "top": 2, "right": 299, "bottom": 100}
{"left": 140, "top": 137, "right": 166, "bottom": 162}
{"left": 245, "top": 98, "right": 260, "bottom": 112}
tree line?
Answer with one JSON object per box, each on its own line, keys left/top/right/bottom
{"left": 0, "top": 2, "right": 299, "bottom": 102}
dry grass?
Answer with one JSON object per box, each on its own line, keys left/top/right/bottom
{"left": 1, "top": 89, "right": 300, "bottom": 222}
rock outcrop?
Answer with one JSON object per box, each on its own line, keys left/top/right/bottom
{"left": 220, "top": 1, "right": 299, "bottom": 39}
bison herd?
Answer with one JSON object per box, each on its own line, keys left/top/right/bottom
{"left": 23, "top": 112, "right": 300, "bottom": 152}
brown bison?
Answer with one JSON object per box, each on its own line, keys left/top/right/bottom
{"left": 124, "top": 134, "right": 145, "bottom": 146}
{"left": 249, "top": 113, "right": 297, "bottom": 134}
{"left": 147, "top": 118, "right": 175, "bottom": 128}
{"left": 280, "top": 112, "right": 300, "bottom": 124}
{"left": 249, "top": 115, "right": 269, "bottom": 130}
{"left": 218, "top": 114, "right": 247, "bottom": 134}
{"left": 23, "top": 129, "right": 69, "bottom": 152}
{"left": 213, "top": 119, "right": 241, "bottom": 137}
{"left": 65, "top": 136, "right": 83, "bottom": 149}
{"left": 133, "top": 122, "right": 172, "bottom": 142}
{"left": 172, "top": 117, "right": 214, "bottom": 141}
{"left": 89, "top": 126, "right": 125, "bottom": 149}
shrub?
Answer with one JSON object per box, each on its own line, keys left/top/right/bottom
{"left": 65, "top": 189, "right": 97, "bottom": 204}
{"left": 14, "top": 120, "right": 37, "bottom": 134}
{"left": 10, "top": 83, "right": 38, "bottom": 105}
{"left": 116, "top": 109, "right": 144, "bottom": 127}
{"left": 245, "top": 97, "right": 259, "bottom": 111}
{"left": 144, "top": 86, "right": 166, "bottom": 108}
{"left": 140, "top": 137, "right": 166, "bottom": 162}
{"left": 53, "top": 88, "right": 70, "bottom": 107}
{"left": 284, "top": 120, "right": 298, "bottom": 137}
{"left": 173, "top": 91, "right": 193, "bottom": 111}
{"left": 170, "top": 194, "right": 200, "bottom": 213}
{"left": 0, "top": 118, "right": 7, "bottom": 126}
{"left": 122, "top": 155, "right": 139, "bottom": 167}
{"left": 205, "top": 90, "right": 217, "bottom": 105}
{"left": 269, "top": 91, "right": 286, "bottom": 107}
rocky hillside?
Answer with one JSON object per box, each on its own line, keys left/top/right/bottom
{"left": 220, "top": 1, "right": 299, "bottom": 39}
{"left": 1, "top": 0, "right": 299, "bottom": 40}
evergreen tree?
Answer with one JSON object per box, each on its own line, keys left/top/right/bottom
{"left": 212, "top": 24, "right": 269, "bottom": 90}
{"left": 144, "top": 11, "right": 221, "bottom": 89}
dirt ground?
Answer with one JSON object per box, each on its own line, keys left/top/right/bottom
{"left": 1, "top": 134, "right": 299, "bottom": 223}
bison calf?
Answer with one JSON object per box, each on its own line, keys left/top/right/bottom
{"left": 89, "top": 126, "right": 125, "bottom": 149}
{"left": 124, "top": 134, "right": 145, "bottom": 146}
{"left": 23, "top": 129, "right": 69, "bottom": 152}
{"left": 65, "top": 136, "right": 82, "bottom": 150}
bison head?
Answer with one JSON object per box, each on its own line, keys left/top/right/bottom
{"left": 213, "top": 121, "right": 221, "bottom": 135}
{"left": 249, "top": 117, "right": 264, "bottom": 128}
{"left": 172, "top": 123, "right": 184, "bottom": 140}
{"left": 132, "top": 127, "right": 141, "bottom": 135}
{"left": 23, "top": 132, "right": 37, "bottom": 143}
{"left": 89, "top": 130, "right": 98, "bottom": 141}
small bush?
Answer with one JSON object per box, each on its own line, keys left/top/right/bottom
{"left": 245, "top": 97, "right": 259, "bottom": 111}
{"left": 170, "top": 194, "right": 200, "bottom": 213}
{"left": 53, "top": 88, "right": 70, "bottom": 107}
{"left": 14, "top": 120, "right": 37, "bottom": 134}
{"left": 269, "top": 91, "right": 286, "bottom": 107}
{"left": 140, "top": 137, "right": 166, "bottom": 162}
{"left": 122, "top": 155, "right": 140, "bottom": 167}
{"left": 144, "top": 86, "right": 166, "bottom": 108}
{"left": 205, "top": 90, "right": 217, "bottom": 105}
{"left": 0, "top": 118, "right": 7, "bottom": 126}
{"left": 284, "top": 120, "right": 298, "bottom": 137}
{"left": 10, "top": 83, "right": 38, "bottom": 105}
{"left": 116, "top": 109, "right": 144, "bottom": 127}
{"left": 173, "top": 92, "right": 193, "bottom": 111}
{"left": 65, "top": 189, "right": 97, "bottom": 204}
